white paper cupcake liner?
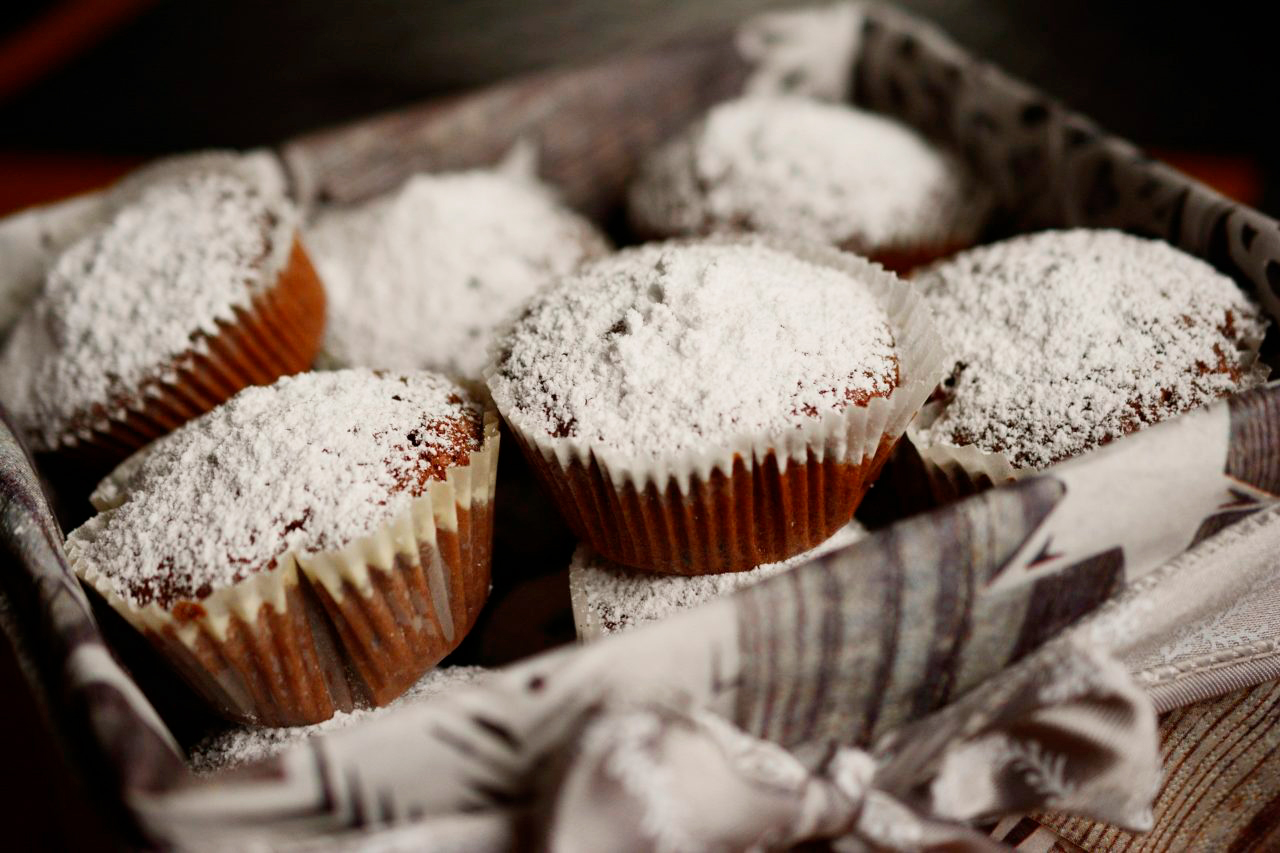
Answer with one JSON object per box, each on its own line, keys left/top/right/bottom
{"left": 897, "top": 429, "right": 1028, "bottom": 509}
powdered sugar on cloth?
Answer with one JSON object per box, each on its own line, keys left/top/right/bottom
{"left": 188, "top": 666, "right": 489, "bottom": 774}
{"left": 571, "top": 520, "right": 865, "bottom": 638}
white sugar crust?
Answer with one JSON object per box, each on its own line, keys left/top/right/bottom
{"left": 66, "top": 369, "right": 485, "bottom": 609}
{"left": 488, "top": 240, "right": 897, "bottom": 460}
{"left": 0, "top": 149, "right": 286, "bottom": 347}
{"left": 913, "top": 229, "right": 1269, "bottom": 470}
{"left": 627, "top": 96, "right": 990, "bottom": 253}
{"left": 0, "top": 166, "right": 298, "bottom": 449}
{"left": 570, "top": 520, "right": 866, "bottom": 639}
{"left": 306, "top": 170, "right": 608, "bottom": 377}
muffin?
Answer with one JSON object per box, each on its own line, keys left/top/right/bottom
{"left": 899, "top": 229, "right": 1269, "bottom": 506}
{"left": 307, "top": 168, "right": 608, "bottom": 377}
{"left": 569, "top": 520, "right": 864, "bottom": 640}
{"left": 67, "top": 370, "right": 499, "bottom": 726}
{"left": 0, "top": 167, "right": 324, "bottom": 476}
{"left": 627, "top": 96, "right": 992, "bottom": 273}
{"left": 487, "top": 238, "right": 946, "bottom": 575}
{"left": 0, "top": 149, "right": 286, "bottom": 346}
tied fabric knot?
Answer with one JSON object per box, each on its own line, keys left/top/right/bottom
{"left": 541, "top": 640, "right": 1158, "bottom": 852}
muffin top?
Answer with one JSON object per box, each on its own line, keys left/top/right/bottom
{"left": 487, "top": 241, "right": 899, "bottom": 459}
{"left": 569, "top": 520, "right": 864, "bottom": 638}
{"left": 627, "top": 96, "right": 988, "bottom": 254}
{"left": 307, "top": 170, "right": 608, "bottom": 377}
{"left": 914, "top": 229, "right": 1269, "bottom": 469}
{"left": 0, "top": 150, "right": 287, "bottom": 347}
{"left": 0, "top": 168, "right": 297, "bottom": 450}
{"left": 68, "top": 369, "right": 486, "bottom": 609}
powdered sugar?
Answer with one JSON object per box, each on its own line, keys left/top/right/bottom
{"left": 627, "top": 96, "right": 988, "bottom": 252}
{"left": 307, "top": 170, "right": 607, "bottom": 377}
{"left": 67, "top": 369, "right": 485, "bottom": 608}
{"left": 0, "top": 149, "right": 287, "bottom": 347}
{"left": 914, "top": 229, "right": 1269, "bottom": 469}
{"left": 0, "top": 168, "right": 296, "bottom": 450}
{"left": 188, "top": 666, "right": 487, "bottom": 775}
{"left": 570, "top": 520, "right": 865, "bottom": 639}
{"left": 488, "top": 241, "right": 898, "bottom": 458}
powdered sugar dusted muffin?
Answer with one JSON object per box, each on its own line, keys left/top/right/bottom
{"left": 0, "top": 167, "right": 324, "bottom": 474}
{"left": 68, "top": 369, "right": 499, "bottom": 726}
{"left": 190, "top": 666, "right": 488, "bottom": 774}
{"left": 905, "top": 229, "right": 1268, "bottom": 498}
{"left": 627, "top": 96, "right": 991, "bottom": 273}
{"left": 0, "top": 149, "right": 286, "bottom": 345}
{"left": 487, "top": 239, "right": 946, "bottom": 574}
{"left": 570, "top": 520, "right": 864, "bottom": 640}
{"left": 307, "top": 169, "right": 608, "bottom": 377}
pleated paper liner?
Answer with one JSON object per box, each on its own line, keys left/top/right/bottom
{"left": 488, "top": 237, "right": 949, "bottom": 576}
{"left": 41, "top": 237, "right": 326, "bottom": 484}
{"left": 69, "top": 411, "right": 499, "bottom": 727}
{"left": 512, "top": 428, "right": 896, "bottom": 576}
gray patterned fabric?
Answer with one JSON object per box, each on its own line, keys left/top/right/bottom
{"left": 542, "top": 640, "right": 1156, "bottom": 852}
{"left": 848, "top": 3, "right": 1280, "bottom": 319}
{"left": 0, "top": 407, "right": 185, "bottom": 794}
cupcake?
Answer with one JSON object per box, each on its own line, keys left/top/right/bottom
{"left": 0, "top": 149, "right": 286, "bottom": 345}
{"left": 897, "top": 229, "right": 1269, "bottom": 507}
{"left": 487, "top": 239, "right": 946, "bottom": 575}
{"left": 0, "top": 167, "right": 324, "bottom": 476}
{"left": 67, "top": 370, "right": 499, "bottom": 726}
{"left": 570, "top": 520, "right": 864, "bottom": 640}
{"left": 627, "top": 96, "right": 992, "bottom": 273}
{"left": 306, "top": 168, "right": 608, "bottom": 377}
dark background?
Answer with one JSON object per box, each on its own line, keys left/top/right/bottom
{"left": 0, "top": 1, "right": 1272, "bottom": 848}
{"left": 0, "top": 0, "right": 1275, "bottom": 215}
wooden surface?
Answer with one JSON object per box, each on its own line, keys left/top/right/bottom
{"left": 1038, "top": 679, "right": 1280, "bottom": 851}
